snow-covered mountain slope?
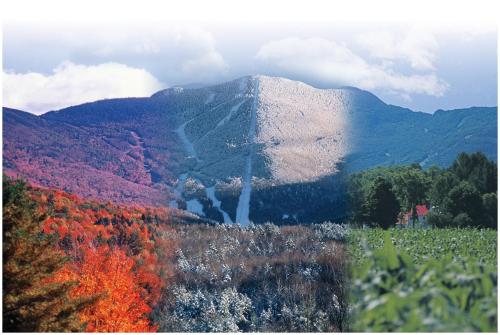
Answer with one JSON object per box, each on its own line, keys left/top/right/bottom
{"left": 162, "top": 76, "right": 351, "bottom": 184}
{"left": 256, "top": 76, "right": 350, "bottom": 183}
{"left": 152, "top": 75, "right": 353, "bottom": 224}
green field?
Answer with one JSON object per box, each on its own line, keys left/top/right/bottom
{"left": 349, "top": 228, "right": 497, "bottom": 332}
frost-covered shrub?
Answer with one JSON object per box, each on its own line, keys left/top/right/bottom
{"left": 301, "top": 267, "right": 314, "bottom": 280}
{"left": 176, "top": 249, "right": 192, "bottom": 272}
{"left": 263, "top": 222, "right": 281, "bottom": 236}
{"left": 221, "top": 235, "right": 240, "bottom": 255}
{"left": 314, "top": 310, "right": 330, "bottom": 332}
{"left": 280, "top": 303, "right": 312, "bottom": 331}
{"left": 157, "top": 222, "right": 348, "bottom": 332}
{"left": 313, "top": 222, "right": 347, "bottom": 242}
{"left": 215, "top": 223, "right": 232, "bottom": 232}
{"left": 160, "top": 286, "right": 252, "bottom": 332}
{"left": 214, "top": 287, "right": 252, "bottom": 331}
{"left": 285, "top": 237, "right": 296, "bottom": 249}
{"left": 221, "top": 264, "right": 232, "bottom": 283}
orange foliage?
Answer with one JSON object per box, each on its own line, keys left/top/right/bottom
{"left": 52, "top": 245, "right": 157, "bottom": 332}
{"left": 29, "top": 186, "right": 176, "bottom": 332}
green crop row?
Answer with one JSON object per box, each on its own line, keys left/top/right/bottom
{"left": 349, "top": 228, "right": 497, "bottom": 332}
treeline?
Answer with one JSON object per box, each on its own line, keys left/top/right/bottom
{"left": 3, "top": 176, "right": 175, "bottom": 332}
{"left": 347, "top": 152, "right": 497, "bottom": 229}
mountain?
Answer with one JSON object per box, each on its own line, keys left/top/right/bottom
{"left": 3, "top": 75, "right": 497, "bottom": 224}
{"left": 346, "top": 88, "right": 497, "bottom": 171}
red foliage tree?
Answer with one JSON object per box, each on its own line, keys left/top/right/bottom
{"left": 51, "top": 245, "right": 158, "bottom": 332}
{"left": 26, "top": 185, "right": 177, "bottom": 332}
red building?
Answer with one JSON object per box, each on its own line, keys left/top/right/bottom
{"left": 397, "top": 205, "right": 430, "bottom": 227}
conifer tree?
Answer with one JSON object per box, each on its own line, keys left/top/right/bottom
{"left": 2, "top": 176, "right": 93, "bottom": 332}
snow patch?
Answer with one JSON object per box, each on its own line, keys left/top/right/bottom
{"left": 205, "top": 186, "right": 233, "bottom": 224}
{"left": 254, "top": 75, "right": 349, "bottom": 183}
{"left": 186, "top": 199, "right": 205, "bottom": 215}
{"left": 236, "top": 78, "right": 259, "bottom": 226}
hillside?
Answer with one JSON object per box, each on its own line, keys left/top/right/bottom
{"left": 3, "top": 75, "right": 497, "bottom": 223}
{"left": 347, "top": 88, "right": 497, "bottom": 171}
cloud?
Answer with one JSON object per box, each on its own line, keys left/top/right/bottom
{"left": 3, "top": 24, "right": 229, "bottom": 86}
{"left": 256, "top": 37, "right": 448, "bottom": 97}
{"left": 3, "top": 62, "right": 164, "bottom": 115}
{"left": 356, "top": 29, "right": 438, "bottom": 70}
{"left": 82, "top": 24, "right": 229, "bottom": 83}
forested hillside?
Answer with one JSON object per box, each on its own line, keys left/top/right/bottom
{"left": 2, "top": 176, "right": 349, "bottom": 332}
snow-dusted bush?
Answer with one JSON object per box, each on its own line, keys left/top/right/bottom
{"left": 160, "top": 286, "right": 252, "bottom": 332}
{"left": 313, "top": 222, "right": 348, "bottom": 242}
{"left": 157, "top": 222, "right": 348, "bottom": 332}
{"left": 263, "top": 222, "right": 281, "bottom": 236}
{"left": 176, "top": 249, "right": 192, "bottom": 272}
{"left": 285, "top": 237, "right": 296, "bottom": 249}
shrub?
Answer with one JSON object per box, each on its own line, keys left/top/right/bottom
{"left": 427, "top": 212, "right": 453, "bottom": 228}
{"left": 452, "top": 212, "right": 473, "bottom": 227}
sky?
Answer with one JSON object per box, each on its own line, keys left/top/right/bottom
{"left": 1, "top": 0, "right": 498, "bottom": 115}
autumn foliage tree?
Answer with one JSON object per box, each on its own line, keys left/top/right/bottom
{"left": 50, "top": 245, "right": 158, "bottom": 332}
{"left": 30, "top": 181, "right": 174, "bottom": 332}
{"left": 3, "top": 176, "right": 175, "bottom": 332}
{"left": 2, "top": 176, "right": 93, "bottom": 332}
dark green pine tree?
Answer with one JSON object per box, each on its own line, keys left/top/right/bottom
{"left": 365, "top": 177, "right": 400, "bottom": 229}
{"left": 3, "top": 176, "right": 94, "bottom": 332}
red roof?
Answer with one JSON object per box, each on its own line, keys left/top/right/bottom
{"left": 404, "top": 205, "right": 429, "bottom": 219}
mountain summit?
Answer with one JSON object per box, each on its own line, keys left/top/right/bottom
{"left": 3, "top": 75, "right": 497, "bottom": 224}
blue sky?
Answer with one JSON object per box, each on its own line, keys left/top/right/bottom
{"left": 2, "top": 3, "right": 497, "bottom": 115}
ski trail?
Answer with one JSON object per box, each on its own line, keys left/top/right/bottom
{"left": 216, "top": 100, "right": 246, "bottom": 128}
{"left": 196, "top": 99, "right": 246, "bottom": 144}
{"left": 176, "top": 98, "right": 239, "bottom": 161}
{"left": 186, "top": 199, "right": 205, "bottom": 215}
{"left": 205, "top": 186, "right": 233, "bottom": 223}
{"left": 175, "top": 122, "right": 201, "bottom": 163}
{"left": 236, "top": 77, "right": 259, "bottom": 226}
{"left": 170, "top": 173, "right": 232, "bottom": 223}
{"left": 129, "top": 131, "right": 152, "bottom": 174}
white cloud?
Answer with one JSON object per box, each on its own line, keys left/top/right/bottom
{"left": 3, "top": 24, "right": 229, "bottom": 86}
{"left": 3, "top": 62, "right": 164, "bottom": 115}
{"left": 256, "top": 37, "right": 448, "bottom": 97}
{"left": 356, "top": 29, "right": 438, "bottom": 70}
{"left": 85, "top": 24, "right": 229, "bottom": 83}
{"left": 181, "top": 51, "right": 227, "bottom": 77}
